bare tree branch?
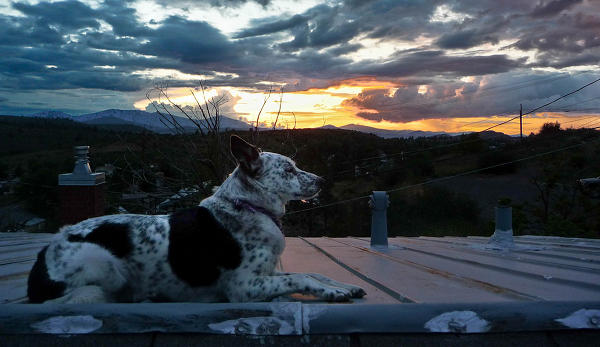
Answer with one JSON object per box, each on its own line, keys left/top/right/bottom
{"left": 252, "top": 86, "right": 273, "bottom": 143}
{"left": 273, "top": 86, "right": 283, "bottom": 130}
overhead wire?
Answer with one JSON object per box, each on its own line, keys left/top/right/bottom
{"left": 287, "top": 76, "right": 600, "bottom": 215}
{"left": 331, "top": 78, "right": 599, "bottom": 169}
{"left": 478, "top": 77, "right": 600, "bottom": 132}
{"left": 286, "top": 135, "right": 600, "bottom": 215}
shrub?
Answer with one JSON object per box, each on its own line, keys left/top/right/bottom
{"left": 539, "top": 122, "right": 561, "bottom": 136}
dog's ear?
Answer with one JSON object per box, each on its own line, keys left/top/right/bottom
{"left": 230, "top": 135, "right": 260, "bottom": 173}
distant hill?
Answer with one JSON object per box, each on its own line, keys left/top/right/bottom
{"left": 323, "top": 124, "right": 457, "bottom": 138}
{"left": 478, "top": 130, "right": 517, "bottom": 142}
{"left": 29, "top": 111, "right": 73, "bottom": 119}
{"left": 321, "top": 124, "right": 516, "bottom": 139}
{"left": 23, "top": 110, "right": 514, "bottom": 139}
{"left": 75, "top": 109, "right": 172, "bottom": 133}
{"left": 25, "top": 109, "right": 253, "bottom": 133}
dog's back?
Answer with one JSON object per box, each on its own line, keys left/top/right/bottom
{"left": 27, "top": 207, "right": 242, "bottom": 303}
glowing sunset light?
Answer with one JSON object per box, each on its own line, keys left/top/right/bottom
{"left": 134, "top": 79, "right": 599, "bottom": 135}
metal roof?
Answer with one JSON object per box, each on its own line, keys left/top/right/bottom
{"left": 1, "top": 232, "right": 599, "bottom": 339}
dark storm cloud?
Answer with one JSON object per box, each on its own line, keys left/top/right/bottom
{"left": 1, "top": 0, "right": 599, "bottom": 117}
{"left": 530, "top": 0, "right": 582, "bottom": 18}
{"left": 0, "top": 1, "right": 235, "bottom": 92}
{"left": 156, "top": 0, "right": 271, "bottom": 8}
{"left": 326, "top": 43, "right": 364, "bottom": 56}
{"left": 136, "top": 16, "right": 235, "bottom": 64}
{"left": 272, "top": 4, "right": 364, "bottom": 52}
{"left": 234, "top": 14, "right": 308, "bottom": 38}
{"left": 436, "top": 29, "right": 499, "bottom": 49}
{"left": 82, "top": 31, "right": 141, "bottom": 51}
{"left": 536, "top": 52, "right": 600, "bottom": 69}
{"left": 101, "top": 0, "right": 152, "bottom": 37}
{"left": 510, "top": 26, "right": 600, "bottom": 53}
{"left": 435, "top": 15, "right": 509, "bottom": 49}
{"left": 0, "top": 15, "right": 63, "bottom": 45}
{"left": 362, "top": 1, "right": 441, "bottom": 41}
{"left": 344, "top": 71, "right": 600, "bottom": 123}
{"left": 12, "top": 0, "right": 100, "bottom": 29}
{"left": 360, "top": 51, "right": 524, "bottom": 78}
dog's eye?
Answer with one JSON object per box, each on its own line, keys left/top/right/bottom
{"left": 285, "top": 166, "right": 295, "bottom": 173}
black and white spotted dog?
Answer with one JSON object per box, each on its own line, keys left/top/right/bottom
{"left": 28, "top": 135, "right": 366, "bottom": 303}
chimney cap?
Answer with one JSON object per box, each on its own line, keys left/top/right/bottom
{"left": 58, "top": 146, "right": 105, "bottom": 186}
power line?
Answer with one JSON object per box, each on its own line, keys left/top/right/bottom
{"left": 334, "top": 114, "right": 515, "bottom": 168}
{"left": 335, "top": 136, "right": 481, "bottom": 167}
{"left": 386, "top": 138, "right": 597, "bottom": 195}
{"left": 524, "top": 77, "right": 600, "bottom": 116}
{"left": 455, "top": 112, "right": 515, "bottom": 130}
{"left": 560, "top": 115, "right": 597, "bottom": 124}
{"left": 577, "top": 118, "right": 600, "bottom": 129}
{"left": 478, "top": 77, "right": 600, "bottom": 132}
{"left": 335, "top": 122, "right": 584, "bottom": 180}
{"left": 334, "top": 78, "right": 599, "bottom": 168}
{"left": 324, "top": 76, "right": 599, "bottom": 176}
{"left": 553, "top": 95, "right": 600, "bottom": 110}
{"left": 373, "top": 71, "right": 588, "bottom": 112}
{"left": 285, "top": 194, "right": 371, "bottom": 215}
{"left": 286, "top": 135, "right": 600, "bottom": 215}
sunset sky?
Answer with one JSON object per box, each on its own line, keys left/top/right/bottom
{"left": 1, "top": 0, "right": 599, "bottom": 134}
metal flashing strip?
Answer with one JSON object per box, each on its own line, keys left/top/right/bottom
{"left": 338, "top": 237, "right": 542, "bottom": 301}
{"left": 463, "top": 236, "right": 600, "bottom": 255}
{"left": 364, "top": 236, "right": 600, "bottom": 289}
{"left": 434, "top": 236, "right": 600, "bottom": 265}
{"left": 400, "top": 244, "right": 600, "bottom": 292}
{"left": 414, "top": 237, "right": 600, "bottom": 270}
{"left": 0, "top": 302, "right": 303, "bottom": 335}
{"left": 305, "top": 301, "right": 600, "bottom": 334}
{"left": 0, "top": 301, "right": 598, "bottom": 335}
{"left": 468, "top": 236, "right": 600, "bottom": 251}
{"left": 298, "top": 237, "right": 415, "bottom": 303}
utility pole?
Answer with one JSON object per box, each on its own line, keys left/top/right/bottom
{"left": 520, "top": 103, "right": 523, "bottom": 141}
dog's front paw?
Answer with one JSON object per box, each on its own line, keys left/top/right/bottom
{"left": 349, "top": 286, "right": 366, "bottom": 298}
{"left": 323, "top": 288, "right": 351, "bottom": 302}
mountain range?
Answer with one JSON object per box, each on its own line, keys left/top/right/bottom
{"left": 324, "top": 124, "right": 458, "bottom": 138}
{"left": 25, "top": 109, "right": 513, "bottom": 139}
{"left": 28, "top": 109, "right": 253, "bottom": 133}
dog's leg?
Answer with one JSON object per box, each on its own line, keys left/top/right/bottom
{"left": 226, "top": 273, "right": 353, "bottom": 302}
{"left": 44, "top": 285, "right": 108, "bottom": 304}
{"left": 275, "top": 272, "right": 366, "bottom": 298}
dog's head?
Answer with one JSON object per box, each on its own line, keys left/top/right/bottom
{"left": 230, "top": 135, "right": 324, "bottom": 201}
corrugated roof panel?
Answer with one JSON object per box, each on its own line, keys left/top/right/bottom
{"left": 2, "top": 232, "right": 600, "bottom": 304}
